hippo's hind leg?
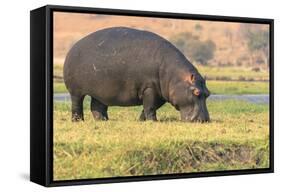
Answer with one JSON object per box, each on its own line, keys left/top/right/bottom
{"left": 141, "top": 88, "right": 165, "bottom": 121}
{"left": 91, "top": 97, "right": 108, "bottom": 120}
{"left": 71, "top": 94, "right": 85, "bottom": 122}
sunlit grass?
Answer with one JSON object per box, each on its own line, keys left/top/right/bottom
{"left": 54, "top": 63, "right": 64, "bottom": 78}
{"left": 197, "top": 65, "right": 269, "bottom": 81}
{"left": 207, "top": 80, "right": 269, "bottom": 95}
{"left": 54, "top": 83, "right": 67, "bottom": 93}
{"left": 53, "top": 100, "right": 269, "bottom": 180}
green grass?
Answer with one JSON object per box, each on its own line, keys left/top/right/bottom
{"left": 197, "top": 65, "right": 269, "bottom": 81}
{"left": 207, "top": 80, "right": 269, "bottom": 95}
{"left": 53, "top": 100, "right": 269, "bottom": 180}
{"left": 54, "top": 83, "right": 67, "bottom": 93}
{"left": 53, "top": 80, "right": 269, "bottom": 95}
{"left": 54, "top": 63, "right": 64, "bottom": 78}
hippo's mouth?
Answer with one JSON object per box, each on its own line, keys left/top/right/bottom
{"left": 180, "top": 105, "right": 210, "bottom": 123}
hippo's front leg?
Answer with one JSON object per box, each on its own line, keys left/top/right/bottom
{"left": 139, "top": 110, "right": 146, "bottom": 121}
{"left": 139, "top": 99, "right": 165, "bottom": 121}
{"left": 142, "top": 88, "right": 158, "bottom": 121}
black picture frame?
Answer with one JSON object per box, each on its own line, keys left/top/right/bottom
{"left": 30, "top": 4, "right": 274, "bottom": 187}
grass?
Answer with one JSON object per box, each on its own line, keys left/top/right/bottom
{"left": 53, "top": 100, "right": 270, "bottom": 180}
{"left": 197, "top": 65, "right": 269, "bottom": 81}
{"left": 54, "top": 83, "right": 67, "bottom": 93}
{"left": 207, "top": 80, "right": 269, "bottom": 95}
{"left": 54, "top": 63, "right": 64, "bottom": 79}
{"left": 53, "top": 80, "right": 269, "bottom": 95}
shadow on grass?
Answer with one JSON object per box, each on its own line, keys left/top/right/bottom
{"left": 158, "top": 117, "right": 179, "bottom": 122}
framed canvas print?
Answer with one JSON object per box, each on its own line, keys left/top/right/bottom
{"left": 30, "top": 5, "right": 274, "bottom": 187}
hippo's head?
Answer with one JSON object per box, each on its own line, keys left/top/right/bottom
{"left": 170, "top": 72, "right": 210, "bottom": 122}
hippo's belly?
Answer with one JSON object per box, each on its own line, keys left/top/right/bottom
{"left": 82, "top": 75, "right": 144, "bottom": 106}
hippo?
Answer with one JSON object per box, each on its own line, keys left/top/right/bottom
{"left": 63, "top": 27, "right": 210, "bottom": 122}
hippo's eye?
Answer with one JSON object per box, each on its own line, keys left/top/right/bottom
{"left": 193, "top": 88, "right": 201, "bottom": 96}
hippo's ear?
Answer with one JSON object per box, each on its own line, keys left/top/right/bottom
{"left": 184, "top": 73, "right": 196, "bottom": 84}
{"left": 189, "top": 74, "right": 196, "bottom": 84}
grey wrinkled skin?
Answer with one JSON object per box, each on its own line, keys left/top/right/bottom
{"left": 64, "top": 27, "right": 210, "bottom": 122}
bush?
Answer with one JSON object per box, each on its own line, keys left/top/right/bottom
{"left": 246, "top": 30, "right": 269, "bottom": 52}
{"left": 191, "top": 40, "right": 216, "bottom": 65}
{"left": 194, "top": 23, "right": 203, "bottom": 31}
{"left": 252, "top": 67, "right": 261, "bottom": 72}
{"left": 170, "top": 32, "right": 216, "bottom": 65}
{"left": 240, "top": 25, "right": 269, "bottom": 67}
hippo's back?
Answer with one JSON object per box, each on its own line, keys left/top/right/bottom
{"left": 63, "top": 27, "right": 176, "bottom": 106}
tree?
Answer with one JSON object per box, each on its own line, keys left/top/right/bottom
{"left": 247, "top": 30, "right": 269, "bottom": 66}
{"left": 190, "top": 40, "right": 216, "bottom": 65}
{"left": 194, "top": 23, "right": 203, "bottom": 31}
{"left": 170, "top": 32, "right": 216, "bottom": 65}
{"left": 240, "top": 24, "right": 269, "bottom": 67}
{"left": 224, "top": 29, "right": 234, "bottom": 51}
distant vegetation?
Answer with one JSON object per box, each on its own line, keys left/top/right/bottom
{"left": 242, "top": 26, "right": 269, "bottom": 67}
{"left": 170, "top": 25, "right": 269, "bottom": 69}
{"left": 170, "top": 32, "right": 216, "bottom": 65}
